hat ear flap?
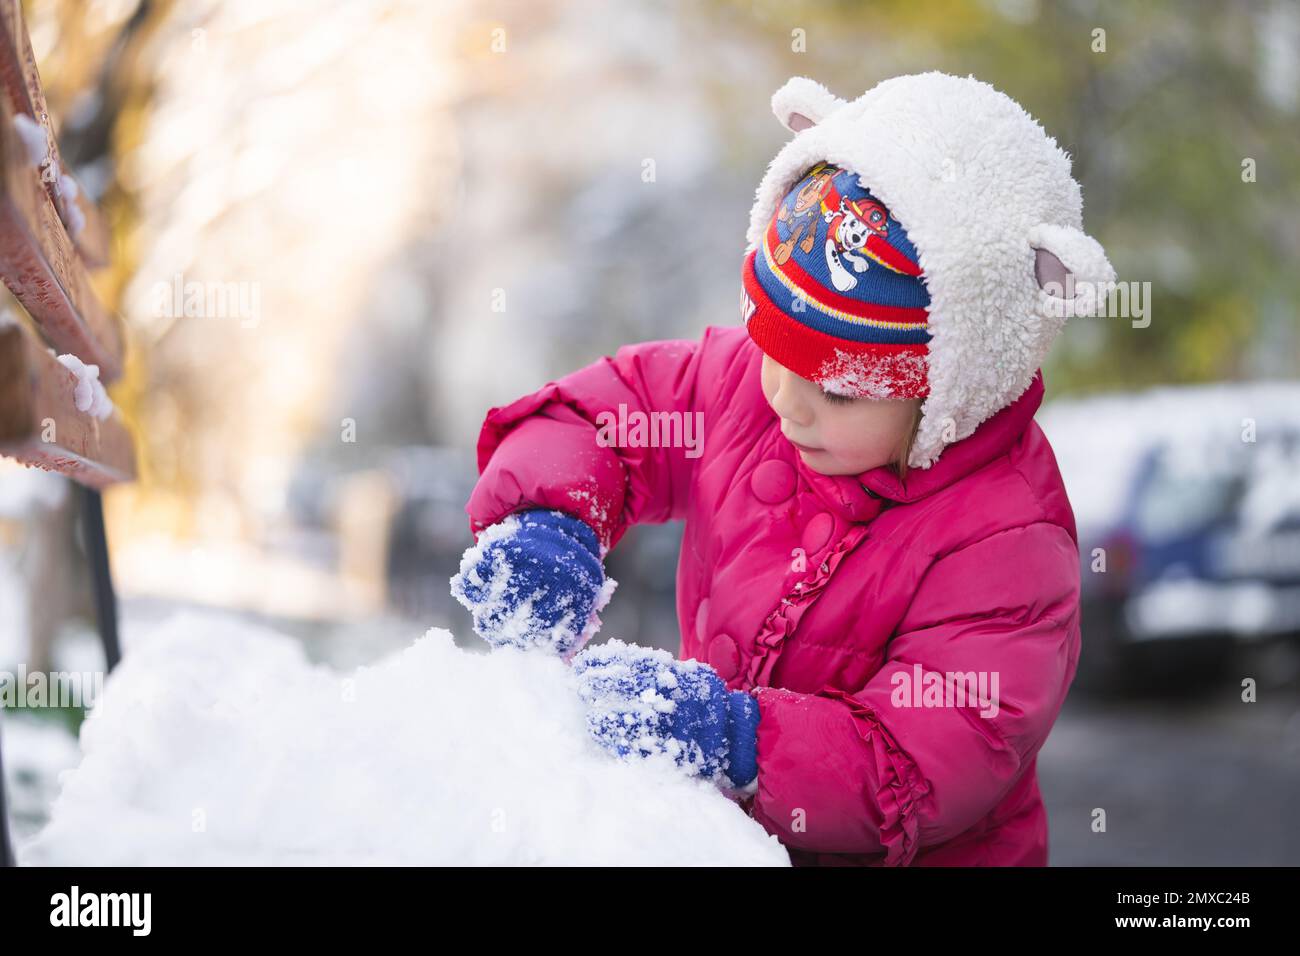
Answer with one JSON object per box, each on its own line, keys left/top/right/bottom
{"left": 1028, "top": 222, "right": 1115, "bottom": 318}
{"left": 771, "top": 76, "right": 846, "bottom": 134}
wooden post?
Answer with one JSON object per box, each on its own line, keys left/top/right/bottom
{"left": 0, "top": 83, "right": 123, "bottom": 381}
{"left": 0, "top": 0, "right": 110, "bottom": 267}
{"left": 0, "top": 321, "right": 136, "bottom": 487}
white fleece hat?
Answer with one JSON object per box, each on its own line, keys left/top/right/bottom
{"left": 746, "top": 72, "right": 1116, "bottom": 470}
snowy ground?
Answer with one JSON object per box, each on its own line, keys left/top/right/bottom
{"left": 18, "top": 612, "right": 788, "bottom": 866}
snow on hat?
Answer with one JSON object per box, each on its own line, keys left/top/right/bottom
{"left": 745, "top": 72, "right": 1117, "bottom": 470}
{"left": 742, "top": 160, "right": 932, "bottom": 399}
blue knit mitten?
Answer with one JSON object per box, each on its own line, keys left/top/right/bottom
{"left": 572, "top": 639, "right": 759, "bottom": 789}
{"left": 451, "top": 509, "right": 611, "bottom": 656}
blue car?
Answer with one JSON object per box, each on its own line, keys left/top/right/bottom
{"left": 1040, "top": 382, "right": 1300, "bottom": 694}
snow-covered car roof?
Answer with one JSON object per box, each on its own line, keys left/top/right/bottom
{"left": 1038, "top": 380, "right": 1300, "bottom": 535}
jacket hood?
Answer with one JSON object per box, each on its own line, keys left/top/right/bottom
{"left": 747, "top": 72, "right": 1115, "bottom": 470}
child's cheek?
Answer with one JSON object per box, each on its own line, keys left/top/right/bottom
{"left": 817, "top": 424, "right": 863, "bottom": 469}
{"left": 823, "top": 416, "right": 896, "bottom": 471}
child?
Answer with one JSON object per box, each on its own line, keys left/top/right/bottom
{"left": 451, "top": 72, "right": 1115, "bottom": 866}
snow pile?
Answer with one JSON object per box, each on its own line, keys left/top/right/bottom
{"left": 54, "top": 171, "right": 87, "bottom": 239}
{"left": 22, "top": 612, "right": 787, "bottom": 866}
{"left": 11, "top": 114, "right": 86, "bottom": 238}
{"left": 55, "top": 354, "right": 114, "bottom": 420}
{"left": 12, "top": 113, "right": 48, "bottom": 167}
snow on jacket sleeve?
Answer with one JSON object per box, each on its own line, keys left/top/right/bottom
{"left": 466, "top": 329, "right": 725, "bottom": 550}
{"left": 748, "top": 521, "right": 1080, "bottom": 865}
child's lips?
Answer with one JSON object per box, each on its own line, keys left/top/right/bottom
{"left": 786, "top": 435, "right": 821, "bottom": 454}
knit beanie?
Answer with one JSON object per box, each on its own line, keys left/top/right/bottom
{"left": 742, "top": 160, "right": 932, "bottom": 399}
{"left": 744, "top": 72, "right": 1117, "bottom": 470}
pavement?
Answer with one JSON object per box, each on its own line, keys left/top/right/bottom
{"left": 1040, "top": 640, "right": 1300, "bottom": 865}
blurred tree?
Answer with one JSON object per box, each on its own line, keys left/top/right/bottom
{"left": 712, "top": 0, "right": 1300, "bottom": 392}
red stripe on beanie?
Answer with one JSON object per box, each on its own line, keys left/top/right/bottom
{"left": 743, "top": 249, "right": 929, "bottom": 398}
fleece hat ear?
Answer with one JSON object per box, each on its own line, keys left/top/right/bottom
{"left": 771, "top": 76, "right": 847, "bottom": 132}
{"left": 746, "top": 71, "right": 1115, "bottom": 470}
{"left": 1029, "top": 222, "right": 1117, "bottom": 319}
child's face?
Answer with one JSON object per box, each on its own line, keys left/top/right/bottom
{"left": 760, "top": 353, "right": 920, "bottom": 476}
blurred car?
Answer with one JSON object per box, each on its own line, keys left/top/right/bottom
{"left": 1039, "top": 381, "right": 1300, "bottom": 694}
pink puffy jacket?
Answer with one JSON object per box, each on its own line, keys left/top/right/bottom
{"left": 466, "top": 325, "right": 1081, "bottom": 866}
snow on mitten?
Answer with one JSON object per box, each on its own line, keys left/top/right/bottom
{"left": 572, "top": 639, "right": 760, "bottom": 790}
{"left": 451, "top": 509, "right": 614, "bottom": 657}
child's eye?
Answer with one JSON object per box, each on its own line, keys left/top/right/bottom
{"left": 821, "top": 390, "right": 855, "bottom": 406}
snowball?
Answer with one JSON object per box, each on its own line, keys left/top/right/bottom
{"left": 11, "top": 113, "right": 48, "bottom": 168}
{"left": 57, "top": 172, "right": 86, "bottom": 239}
{"left": 20, "top": 612, "right": 787, "bottom": 866}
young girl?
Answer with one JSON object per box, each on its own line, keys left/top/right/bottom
{"left": 452, "top": 72, "right": 1115, "bottom": 866}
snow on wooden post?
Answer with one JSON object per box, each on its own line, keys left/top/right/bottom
{"left": 0, "top": 321, "right": 136, "bottom": 488}
{"left": 0, "top": 0, "right": 134, "bottom": 490}
{"left": 0, "top": 85, "right": 124, "bottom": 382}
{"left": 0, "top": 0, "right": 110, "bottom": 267}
